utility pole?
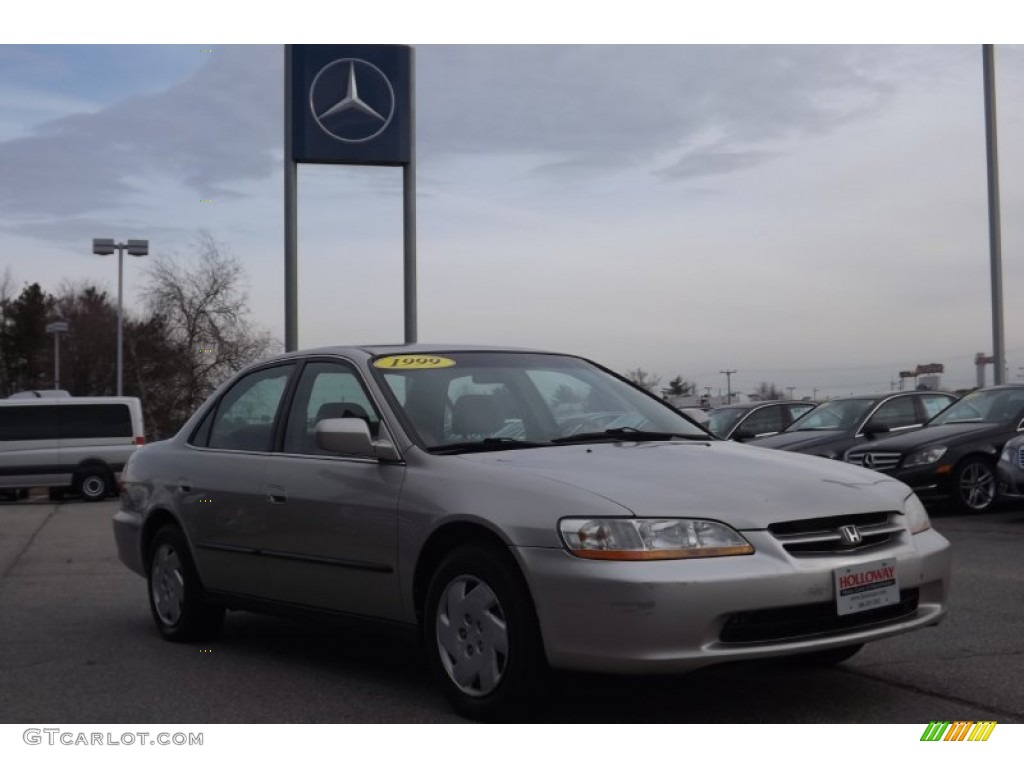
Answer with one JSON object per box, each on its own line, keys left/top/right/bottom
{"left": 720, "top": 369, "right": 736, "bottom": 404}
{"left": 983, "top": 44, "right": 1005, "bottom": 384}
{"left": 812, "top": 388, "right": 818, "bottom": 401}
{"left": 786, "top": 386, "right": 796, "bottom": 399}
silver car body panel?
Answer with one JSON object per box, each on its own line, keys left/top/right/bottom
{"left": 114, "top": 345, "right": 951, "bottom": 673}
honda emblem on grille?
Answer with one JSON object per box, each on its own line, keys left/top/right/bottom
{"left": 839, "top": 525, "right": 863, "bottom": 546}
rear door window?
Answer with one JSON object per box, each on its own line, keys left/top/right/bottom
{"left": 871, "top": 396, "right": 919, "bottom": 430}
{"left": 60, "top": 404, "right": 133, "bottom": 439}
{"left": 740, "top": 405, "right": 785, "bottom": 436}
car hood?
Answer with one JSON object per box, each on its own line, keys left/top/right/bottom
{"left": 855, "top": 422, "right": 1010, "bottom": 452}
{"left": 746, "top": 430, "right": 845, "bottom": 451}
{"left": 454, "top": 440, "right": 907, "bottom": 530}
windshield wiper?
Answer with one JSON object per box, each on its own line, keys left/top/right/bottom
{"left": 552, "top": 427, "right": 710, "bottom": 444}
{"left": 429, "top": 437, "right": 552, "bottom": 455}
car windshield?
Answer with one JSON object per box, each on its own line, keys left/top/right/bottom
{"left": 785, "top": 398, "right": 876, "bottom": 432}
{"left": 371, "top": 352, "right": 709, "bottom": 451}
{"left": 707, "top": 407, "right": 747, "bottom": 437}
{"left": 929, "top": 388, "right": 1024, "bottom": 425}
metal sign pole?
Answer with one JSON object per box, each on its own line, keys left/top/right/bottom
{"left": 403, "top": 48, "right": 417, "bottom": 344}
{"left": 288, "top": 45, "right": 414, "bottom": 348}
{"left": 983, "top": 44, "right": 1005, "bottom": 385}
{"left": 284, "top": 45, "right": 299, "bottom": 352}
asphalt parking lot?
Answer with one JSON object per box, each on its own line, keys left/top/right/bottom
{"left": 1, "top": 494, "right": 1022, "bottom": 724}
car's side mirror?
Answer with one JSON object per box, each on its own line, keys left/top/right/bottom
{"left": 732, "top": 428, "right": 755, "bottom": 442}
{"left": 315, "top": 418, "right": 400, "bottom": 461}
{"left": 862, "top": 421, "right": 891, "bottom": 437}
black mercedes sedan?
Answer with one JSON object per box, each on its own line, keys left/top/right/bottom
{"left": 748, "top": 391, "right": 956, "bottom": 460}
{"left": 844, "top": 385, "right": 1024, "bottom": 513}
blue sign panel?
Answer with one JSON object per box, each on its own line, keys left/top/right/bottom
{"left": 290, "top": 45, "right": 412, "bottom": 166}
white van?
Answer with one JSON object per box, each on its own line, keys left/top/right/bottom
{"left": 0, "top": 397, "right": 145, "bottom": 501}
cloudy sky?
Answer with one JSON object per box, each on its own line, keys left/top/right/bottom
{"left": 3, "top": 16, "right": 1024, "bottom": 398}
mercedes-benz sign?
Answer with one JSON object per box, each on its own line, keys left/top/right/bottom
{"left": 290, "top": 45, "right": 412, "bottom": 166}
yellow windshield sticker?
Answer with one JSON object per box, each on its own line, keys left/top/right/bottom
{"left": 373, "top": 355, "right": 456, "bottom": 370}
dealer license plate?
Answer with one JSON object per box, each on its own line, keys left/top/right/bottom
{"left": 834, "top": 558, "right": 899, "bottom": 616}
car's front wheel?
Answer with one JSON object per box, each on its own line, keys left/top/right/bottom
{"left": 423, "top": 544, "right": 547, "bottom": 721}
{"left": 147, "top": 525, "right": 224, "bottom": 642}
{"left": 953, "top": 458, "right": 996, "bottom": 514}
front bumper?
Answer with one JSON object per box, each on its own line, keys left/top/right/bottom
{"left": 112, "top": 508, "right": 145, "bottom": 577}
{"left": 996, "top": 461, "right": 1024, "bottom": 498}
{"left": 514, "top": 528, "right": 950, "bottom": 674}
{"left": 876, "top": 465, "right": 952, "bottom": 503}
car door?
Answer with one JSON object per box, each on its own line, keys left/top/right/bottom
{"left": 260, "top": 359, "right": 405, "bottom": 620}
{"left": 180, "top": 363, "right": 297, "bottom": 596}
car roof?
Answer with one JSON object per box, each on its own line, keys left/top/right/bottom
{"left": 273, "top": 344, "right": 559, "bottom": 361}
{"left": 711, "top": 400, "right": 813, "bottom": 412}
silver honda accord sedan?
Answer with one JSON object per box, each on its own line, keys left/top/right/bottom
{"left": 113, "top": 345, "right": 951, "bottom": 720}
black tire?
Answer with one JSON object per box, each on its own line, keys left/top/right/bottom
{"left": 147, "top": 524, "right": 224, "bottom": 642}
{"left": 789, "top": 643, "right": 864, "bottom": 666}
{"left": 75, "top": 468, "right": 112, "bottom": 502}
{"left": 952, "top": 458, "right": 997, "bottom": 514}
{"left": 423, "top": 543, "right": 548, "bottom": 721}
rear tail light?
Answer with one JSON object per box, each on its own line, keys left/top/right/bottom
{"left": 134, "top": 436, "right": 145, "bottom": 446}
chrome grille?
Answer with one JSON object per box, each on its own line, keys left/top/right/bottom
{"left": 845, "top": 450, "right": 902, "bottom": 471}
{"left": 1018, "top": 446, "right": 1024, "bottom": 469}
{"left": 768, "top": 511, "right": 904, "bottom": 555}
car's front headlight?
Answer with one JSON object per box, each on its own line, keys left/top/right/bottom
{"left": 818, "top": 450, "right": 839, "bottom": 460}
{"left": 903, "top": 446, "right": 947, "bottom": 468}
{"left": 559, "top": 518, "right": 754, "bottom": 560}
{"left": 902, "top": 493, "right": 931, "bottom": 534}
{"left": 1001, "top": 445, "right": 1014, "bottom": 463}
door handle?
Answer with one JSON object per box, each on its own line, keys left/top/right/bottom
{"left": 268, "top": 485, "right": 287, "bottom": 504}
{"left": 177, "top": 481, "right": 192, "bottom": 493}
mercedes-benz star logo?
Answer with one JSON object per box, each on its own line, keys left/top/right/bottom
{"left": 309, "top": 58, "right": 395, "bottom": 144}
{"left": 862, "top": 453, "right": 875, "bottom": 468}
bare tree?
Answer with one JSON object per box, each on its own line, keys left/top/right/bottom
{"left": 142, "top": 232, "right": 276, "bottom": 431}
{"left": 751, "top": 381, "right": 782, "bottom": 401}
{"left": 0, "top": 267, "right": 13, "bottom": 393}
{"left": 626, "top": 368, "right": 662, "bottom": 393}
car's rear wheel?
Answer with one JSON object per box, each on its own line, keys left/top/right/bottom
{"left": 953, "top": 458, "right": 996, "bottom": 514}
{"left": 75, "top": 468, "right": 111, "bottom": 502}
{"left": 790, "top": 643, "right": 864, "bottom": 666}
{"left": 423, "top": 543, "right": 547, "bottom": 721}
{"left": 147, "top": 525, "right": 224, "bottom": 642}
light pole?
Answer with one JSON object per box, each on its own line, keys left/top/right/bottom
{"left": 92, "top": 238, "right": 148, "bottom": 395}
{"left": 45, "top": 320, "right": 69, "bottom": 390}
{"left": 719, "top": 369, "right": 736, "bottom": 404}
